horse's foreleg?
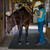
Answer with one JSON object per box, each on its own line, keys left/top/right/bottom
{"left": 18, "top": 25, "right": 22, "bottom": 42}
{"left": 25, "top": 25, "right": 29, "bottom": 42}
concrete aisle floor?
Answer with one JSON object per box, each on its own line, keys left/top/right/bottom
{"left": 8, "top": 33, "right": 50, "bottom": 49}
{"left": 0, "top": 33, "right": 50, "bottom": 50}
{"left": 0, "top": 35, "right": 13, "bottom": 47}
{"left": 0, "top": 25, "right": 50, "bottom": 49}
{"left": 0, "top": 34, "right": 50, "bottom": 47}
{"left": 0, "top": 48, "right": 49, "bottom": 50}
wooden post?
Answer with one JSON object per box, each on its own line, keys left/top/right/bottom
{"left": 0, "top": 0, "right": 6, "bottom": 42}
{"left": 9, "top": 0, "right": 13, "bottom": 13}
{"left": 46, "top": 0, "right": 50, "bottom": 39}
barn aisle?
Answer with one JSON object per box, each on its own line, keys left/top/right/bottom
{"left": 8, "top": 28, "right": 50, "bottom": 49}
{"left": 0, "top": 35, "right": 13, "bottom": 47}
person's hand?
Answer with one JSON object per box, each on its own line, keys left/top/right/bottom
{"left": 35, "top": 12, "right": 37, "bottom": 16}
{"left": 33, "top": 14, "right": 35, "bottom": 16}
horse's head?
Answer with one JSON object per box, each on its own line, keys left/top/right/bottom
{"left": 6, "top": 11, "right": 15, "bottom": 33}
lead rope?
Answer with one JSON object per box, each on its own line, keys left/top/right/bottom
{"left": 13, "top": 17, "right": 17, "bottom": 25}
{"left": 17, "top": 10, "right": 22, "bottom": 29}
{"left": 10, "top": 10, "right": 22, "bottom": 34}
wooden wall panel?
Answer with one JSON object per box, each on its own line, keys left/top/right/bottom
{"left": 0, "top": 14, "right": 5, "bottom": 42}
{"left": 13, "top": 0, "right": 45, "bottom": 7}
{"left": 49, "top": 0, "right": 50, "bottom": 11}
{"left": 46, "top": 0, "right": 50, "bottom": 39}
{"left": 0, "top": 0, "right": 8, "bottom": 42}
{"left": 14, "top": 0, "right": 44, "bottom": 3}
{"left": 0, "top": 0, "right": 3, "bottom": 14}
{"left": 46, "top": 26, "right": 50, "bottom": 39}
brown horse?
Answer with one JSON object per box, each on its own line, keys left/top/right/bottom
{"left": 7, "top": 7, "right": 33, "bottom": 44}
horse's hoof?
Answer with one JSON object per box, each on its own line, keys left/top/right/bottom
{"left": 18, "top": 41, "right": 22, "bottom": 45}
{"left": 18, "top": 42, "right": 22, "bottom": 45}
{"left": 26, "top": 41, "right": 29, "bottom": 45}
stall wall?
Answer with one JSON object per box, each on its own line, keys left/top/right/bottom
{"left": 46, "top": 0, "right": 50, "bottom": 39}
{"left": 0, "top": 0, "right": 9, "bottom": 42}
{"left": 0, "top": 0, "right": 5, "bottom": 42}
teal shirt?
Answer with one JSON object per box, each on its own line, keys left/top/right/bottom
{"left": 37, "top": 8, "right": 45, "bottom": 22}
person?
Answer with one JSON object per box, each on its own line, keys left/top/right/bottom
{"left": 33, "top": 1, "right": 46, "bottom": 45}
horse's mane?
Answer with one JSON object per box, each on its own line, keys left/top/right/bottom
{"left": 19, "top": 7, "right": 28, "bottom": 12}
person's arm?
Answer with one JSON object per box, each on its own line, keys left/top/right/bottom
{"left": 36, "top": 11, "right": 43, "bottom": 18}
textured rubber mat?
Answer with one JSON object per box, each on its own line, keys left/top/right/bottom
{"left": 8, "top": 33, "right": 50, "bottom": 49}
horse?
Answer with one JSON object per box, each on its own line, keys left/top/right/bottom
{"left": 6, "top": 7, "right": 33, "bottom": 44}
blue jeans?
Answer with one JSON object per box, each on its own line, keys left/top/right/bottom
{"left": 38, "top": 21, "right": 46, "bottom": 44}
